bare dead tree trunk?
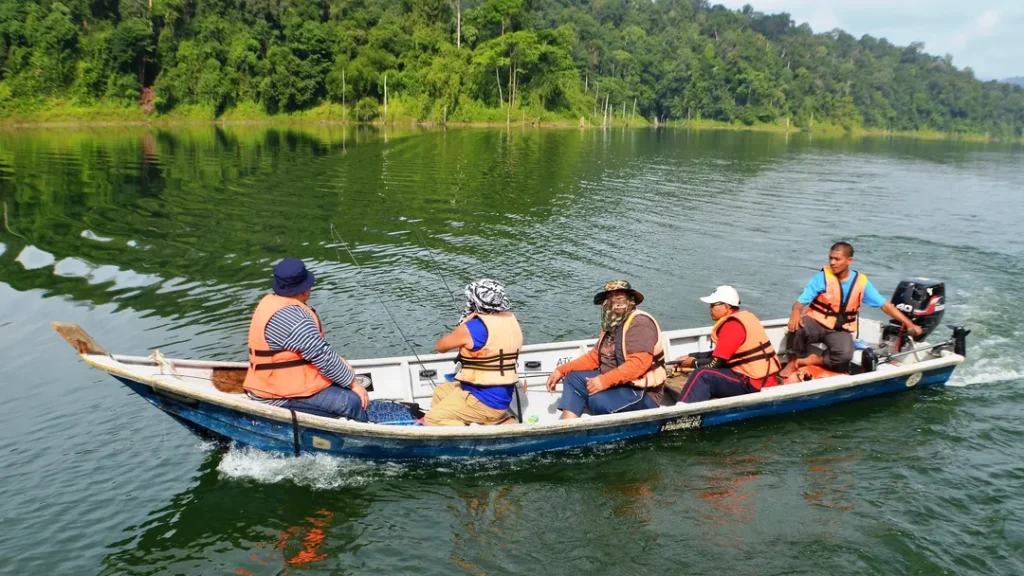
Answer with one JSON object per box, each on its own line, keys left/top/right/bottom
{"left": 456, "top": 0, "right": 461, "bottom": 49}
{"left": 512, "top": 65, "right": 518, "bottom": 109}
{"left": 496, "top": 67, "right": 503, "bottom": 105}
{"left": 508, "top": 64, "right": 514, "bottom": 110}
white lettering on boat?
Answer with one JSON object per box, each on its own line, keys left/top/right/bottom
{"left": 661, "top": 415, "right": 703, "bottom": 432}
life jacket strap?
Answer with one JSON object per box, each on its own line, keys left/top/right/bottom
{"left": 808, "top": 300, "right": 840, "bottom": 317}
{"left": 726, "top": 340, "right": 778, "bottom": 368}
{"left": 457, "top": 350, "right": 521, "bottom": 375}
{"left": 251, "top": 358, "right": 311, "bottom": 371}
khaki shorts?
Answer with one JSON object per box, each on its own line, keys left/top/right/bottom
{"left": 424, "top": 382, "right": 515, "bottom": 426}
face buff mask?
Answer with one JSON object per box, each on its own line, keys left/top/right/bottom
{"left": 601, "top": 299, "right": 635, "bottom": 334}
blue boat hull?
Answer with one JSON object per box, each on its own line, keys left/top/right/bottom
{"left": 115, "top": 364, "right": 956, "bottom": 459}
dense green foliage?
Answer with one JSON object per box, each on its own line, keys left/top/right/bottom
{"left": 1, "top": 0, "right": 1023, "bottom": 137}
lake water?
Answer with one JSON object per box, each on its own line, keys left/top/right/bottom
{"left": 1, "top": 126, "right": 1022, "bottom": 575}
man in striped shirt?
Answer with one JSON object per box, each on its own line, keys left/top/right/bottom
{"left": 243, "top": 258, "right": 369, "bottom": 421}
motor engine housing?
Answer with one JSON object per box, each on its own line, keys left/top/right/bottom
{"left": 881, "top": 278, "right": 946, "bottom": 344}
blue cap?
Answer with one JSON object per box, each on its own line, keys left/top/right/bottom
{"left": 272, "top": 258, "right": 316, "bottom": 296}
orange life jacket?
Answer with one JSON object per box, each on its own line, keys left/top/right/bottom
{"left": 597, "top": 309, "right": 667, "bottom": 389}
{"left": 243, "top": 294, "right": 333, "bottom": 399}
{"left": 455, "top": 312, "right": 523, "bottom": 386}
{"left": 805, "top": 267, "right": 868, "bottom": 333}
{"left": 710, "top": 310, "right": 781, "bottom": 387}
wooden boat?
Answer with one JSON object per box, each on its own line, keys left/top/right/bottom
{"left": 53, "top": 316, "right": 967, "bottom": 460}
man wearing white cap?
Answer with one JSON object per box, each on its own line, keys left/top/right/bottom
{"left": 672, "top": 285, "right": 782, "bottom": 403}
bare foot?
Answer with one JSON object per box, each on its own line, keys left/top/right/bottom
{"left": 800, "top": 355, "right": 825, "bottom": 368}
{"left": 560, "top": 411, "right": 580, "bottom": 420}
{"left": 779, "top": 360, "right": 798, "bottom": 379}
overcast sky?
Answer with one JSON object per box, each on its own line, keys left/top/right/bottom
{"left": 715, "top": 0, "right": 1023, "bottom": 80}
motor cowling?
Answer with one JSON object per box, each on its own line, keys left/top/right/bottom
{"left": 882, "top": 278, "right": 946, "bottom": 344}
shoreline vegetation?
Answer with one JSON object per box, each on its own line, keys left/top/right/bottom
{"left": 1, "top": 103, "right": 1018, "bottom": 144}
{"left": 1, "top": 1, "right": 1022, "bottom": 144}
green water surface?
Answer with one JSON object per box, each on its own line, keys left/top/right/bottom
{"left": 1, "top": 126, "right": 1022, "bottom": 575}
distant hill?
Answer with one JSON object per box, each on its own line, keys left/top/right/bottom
{"left": 1005, "top": 77, "right": 1024, "bottom": 87}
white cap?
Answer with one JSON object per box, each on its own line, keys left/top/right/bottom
{"left": 699, "top": 285, "right": 741, "bottom": 307}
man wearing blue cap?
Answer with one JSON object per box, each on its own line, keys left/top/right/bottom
{"left": 243, "top": 258, "right": 369, "bottom": 420}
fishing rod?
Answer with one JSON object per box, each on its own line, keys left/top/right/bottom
{"left": 382, "top": 189, "right": 462, "bottom": 314}
{"left": 329, "top": 223, "right": 437, "bottom": 387}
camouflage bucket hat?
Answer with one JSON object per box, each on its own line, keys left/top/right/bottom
{"left": 592, "top": 280, "right": 645, "bottom": 305}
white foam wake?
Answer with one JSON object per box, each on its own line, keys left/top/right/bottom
{"left": 217, "top": 446, "right": 408, "bottom": 489}
{"left": 949, "top": 359, "right": 1023, "bottom": 387}
{"left": 215, "top": 441, "right": 619, "bottom": 486}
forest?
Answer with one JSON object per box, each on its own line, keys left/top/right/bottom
{"left": 1, "top": 0, "right": 1022, "bottom": 137}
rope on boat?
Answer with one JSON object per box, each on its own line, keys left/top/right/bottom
{"left": 513, "top": 385, "right": 523, "bottom": 424}
{"left": 290, "top": 409, "right": 300, "bottom": 456}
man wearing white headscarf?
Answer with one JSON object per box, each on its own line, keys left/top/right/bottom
{"left": 426, "top": 279, "right": 523, "bottom": 426}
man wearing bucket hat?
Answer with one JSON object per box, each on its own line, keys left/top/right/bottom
{"left": 672, "top": 285, "right": 782, "bottom": 403}
{"left": 243, "top": 258, "right": 369, "bottom": 421}
{"left": 426, "top": 278, "right": 523, "bottom": 426}
{"left": 544, "top": 280, "right": 666, "bottom": 418}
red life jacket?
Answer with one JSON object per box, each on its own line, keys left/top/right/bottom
{"left": 710, "top": 310, "right": 781, "bottom": 389}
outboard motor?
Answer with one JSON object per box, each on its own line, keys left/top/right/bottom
{"left": 881, "top": 278, "right": 946, "bottom": 348}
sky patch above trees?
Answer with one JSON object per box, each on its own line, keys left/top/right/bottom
{"left": 717, "top": 0, "right": 1023, "bottom": 80}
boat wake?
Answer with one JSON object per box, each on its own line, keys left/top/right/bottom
{"left": 216, "top": 442, "right": 628, "bottom": 487}
{"left": 949, "top": 358, "right": 1023, "bottom": 387}
{"left": 944, "top": 290, "right": 1022, "bottom": 387}
{"left": 217, "top": 446, "right": 409, "bottom": 489}
{"left": 946, "top": 332, "right": 1022, "bottom": 387}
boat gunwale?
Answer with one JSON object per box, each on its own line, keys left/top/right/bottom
{"left": 107, "top": 320, "right": 791, "bottom": 370}
{"left": 83, "top": 349, "right": 964, "bottom": 441}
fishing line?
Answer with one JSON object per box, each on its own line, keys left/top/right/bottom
{"left": 381, "top": 188, "right": 461, "bottom": 315}
{"left": 329, "top": 223, "right": 436, "bottom": 386}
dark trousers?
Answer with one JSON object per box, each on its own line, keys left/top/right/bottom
{"left": 558, "top": 370, "right": 658, "bottom": 416}
{"left": 679, "top": 367, "right": 758, "bottom": 404}
{"left": 787, "top": 316, "right": 854, "bottom": 371}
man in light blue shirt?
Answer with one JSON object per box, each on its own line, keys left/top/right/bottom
{"left": 781, "top": 242, "right": 921, "bottom": 376}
